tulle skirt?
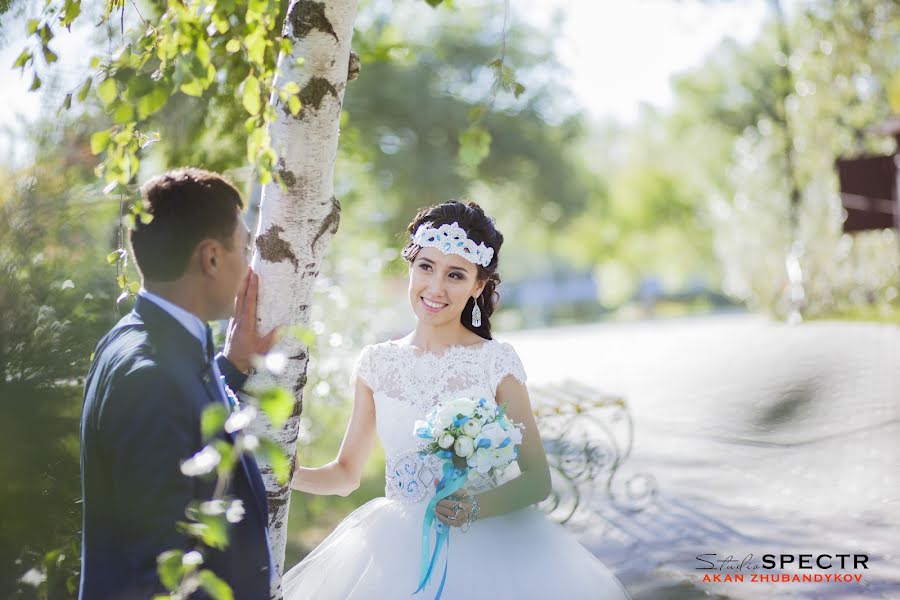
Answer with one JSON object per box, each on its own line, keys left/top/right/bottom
{"left": 282, "top": 497, "right": 632, "bottom": 600}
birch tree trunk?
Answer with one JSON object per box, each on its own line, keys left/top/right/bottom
{"left": 245, "top": 0, "right": 359, "bottom": 593}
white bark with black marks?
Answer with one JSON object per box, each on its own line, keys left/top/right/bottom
{"left": 246, "top": 0, "right": 359, "bottom": 594}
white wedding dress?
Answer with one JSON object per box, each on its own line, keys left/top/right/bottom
{"left": 282, "top": 338, "right": 632, "bottom": 600}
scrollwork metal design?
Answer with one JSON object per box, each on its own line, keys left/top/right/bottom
{"left": 532, "top": 380, "right": 657, "bottom": 527}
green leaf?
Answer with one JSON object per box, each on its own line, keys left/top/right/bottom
{"left": 458, "top": 125, "right": 492, "bottom": 169}
{"left": 257, "top": 386, "right": 294, "bottom": 428}
{"left": 282, "top": 81, "right": 300, "bottom": 95}
{"left": 225, "top": 39, "right": 241, "bottom": 54}
{"left": 127, "top": 281, "right": 140, "bottom": 295}
{"left": 27, "top": 19, "right": 40, "bottom": 34}
{"left": 90, "top": 130, "right": 111, "bottom": 155}
{"left": 12, "top": 49, "right": 30, "bottom": 69}
{"left": 29, "top": 74, "right": 41, "bottom": 91}
{"left": 242, "top": 75, "right": 261, "bottom": 116}
{"left": 157, "top": 550, "right": 185, "bottom": 590}
{"left": 43, "top": 46, "right": 58, "bottom": 64}
{"left": 288, "top": 95, "right": 301, "bottom": 116}
{"left": 282, "top": 324, "right": 315, "bottom": 347}
{"left": 97, "top": 78, "right": 117, "bottom": 105}
{"left": 201, "top": 404, "right": 228, "bottom": 442}
{"left": 247, "top": 32, "right": 266, "bottom": 65}
{"left": 62, "top": 93, "right": 72, "bottom": 110}
{"left": 209, "top": 444, "right": 235, "bottom": 485}
{"left": 196, "top": 39, "right": 211, "bottom": 66}
{"left": 248, "top": 0, "right": 268, "bottom": 18}
{"left": 60, "top": 0, "right": 81, "bottom": 27}
{"left": 211, "top": 14, "right": 230, "bottom": 34}
{"left": 888, "top": 70, "right": 900, "bottom": 115}
{"left": 181, "top": 78, "right": 204, "bottom": 97}
{"left": 198, "top": 569, "right": 234, "bottom": 600}
{"left": 77, "top": 78, "right": 92, "bottom": 102}
{"left": 256, "top": 437, "right": 290, "bottom": 485}
{"left": 113, "top": 102, "right": 134, "bottom": 124}
{"left": 513, "top": 82, "right": 525, "bottom": 98}
{"left": 106, "top": 249, "right": 121, "bottom": 264}
{"left": 179, "top": 505, "right": 230, "bottom": 549}
{"left": 137, "top": 87, "right": 168, "bottom": 119}
{"left": 38, "top": 24, "right": 52, "bottom": 44}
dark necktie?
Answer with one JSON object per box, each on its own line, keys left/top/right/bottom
{"left": 204, "top": 324, "right": 216, "bottom": 364}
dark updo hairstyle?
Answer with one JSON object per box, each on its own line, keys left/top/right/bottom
{"left": 401, "top": 200, "right": 503, "bottom": 340}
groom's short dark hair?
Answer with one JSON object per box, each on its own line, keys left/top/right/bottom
{"left": 130, "top": 168, "right": 244, "bottom": 281}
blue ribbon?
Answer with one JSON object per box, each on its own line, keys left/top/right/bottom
{"left": 413, "top": 461, "right": 468, "bottom": 599}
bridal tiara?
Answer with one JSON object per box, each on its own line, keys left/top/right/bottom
{"left": 408, "top": 221, "right": 495, "bottom": 268}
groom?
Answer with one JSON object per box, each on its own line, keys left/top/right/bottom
{"left": 79, "top": 168, "right": 277, "bottom": 599}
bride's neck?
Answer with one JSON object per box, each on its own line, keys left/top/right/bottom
{"left": 408, "top": 323, "right": 478, "bottom": 352}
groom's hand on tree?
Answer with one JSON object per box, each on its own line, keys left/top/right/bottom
{"left": 224, "top": 267, "right": 280, "bottom": 374}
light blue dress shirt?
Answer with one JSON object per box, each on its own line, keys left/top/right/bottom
{"left": 137, "top": 288, "right": 233, "bottom": 409}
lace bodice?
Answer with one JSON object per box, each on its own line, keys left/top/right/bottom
{"left": 350, "top": 338, "right": 528, "bottom": 503}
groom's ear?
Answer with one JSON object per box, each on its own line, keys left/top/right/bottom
{"left": 197, "top": 238, "right": 221, "bottom": 276}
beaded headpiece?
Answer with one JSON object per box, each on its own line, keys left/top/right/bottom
{"left": 408, "top": 221, "right": 494, "bottom": 267}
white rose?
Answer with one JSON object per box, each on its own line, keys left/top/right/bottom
{"left": 435, "top": 406, "right": 457, "bottom": 430}
{"left": 461, "top": 418, "right": 482, "bottom": 437}
{"left": 454, "top": 435, "right": 475, "bottom": 458}
{"left": 438, "top": 433, "right": 455, "bottom": 449}
{"left": 506, "top": 425, "right": 523, "bottom": 446}
{"left": 448, "top": 397, "right": 477, "bottom": 418}
{"left": 467, "top": 448, "right": 493, "bottom": 474}
{"left": 491, "top": 445, "right": 517, "bottom": 468}
{"left": 475, "top": 422, "right": 506, "bottom": 449}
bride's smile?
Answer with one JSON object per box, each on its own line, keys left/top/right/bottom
{"left": 408, "top": 246, "right": 485, "bottom": 325}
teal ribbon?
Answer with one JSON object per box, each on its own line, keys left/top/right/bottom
{"left": 413, "top": 461, "right": 468, "bottom": 599}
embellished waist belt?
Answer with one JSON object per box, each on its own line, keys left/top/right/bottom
{"left": 385, "top": 449, "right": 444, "bottom": 504}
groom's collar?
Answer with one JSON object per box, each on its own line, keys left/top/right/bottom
{"left": 137, "top": 288, "right": 210, "bottom": 355}
{"left": 133, "top": 293, "right": 209, "bottom": 365}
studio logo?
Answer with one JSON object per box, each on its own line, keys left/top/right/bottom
{"left": 695, "top": 553, "right": 869, "bottom": 584}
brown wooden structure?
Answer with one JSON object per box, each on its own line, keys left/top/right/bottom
{"left": 836, "top": 117, "right": 900, "bottom": 233}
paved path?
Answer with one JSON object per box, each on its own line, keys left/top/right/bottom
{"left": 505, "top": 313, "right": 899, "bottom": 600}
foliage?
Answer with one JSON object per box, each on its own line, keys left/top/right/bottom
{"left": 152, "top": 396, "right": 290, "bottom": 600}
{"left": 339, "top": 4, "right": 591, "bottom": 237}
{"left": 701, "top": 0, "right": 900, "bottom": 318}
{"left": 0, "top": 119, "right": 116, "bottom": 597}
{"left": 13, "top": 0, "right": 521, "bottom": 201}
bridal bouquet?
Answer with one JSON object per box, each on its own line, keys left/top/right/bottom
{"left": 411, "top": 396, "right": 524, "bottom": 599}
{"left": 414, "top": 396, "right": 524, "bottom": 476}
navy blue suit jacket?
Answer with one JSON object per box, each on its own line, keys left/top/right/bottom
{"left": 79, "top": 296, "right": 272, "bottom": 599}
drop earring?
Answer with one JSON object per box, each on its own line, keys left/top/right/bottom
{"left": 471, "top": 296, "right": 482, "bottom": 327}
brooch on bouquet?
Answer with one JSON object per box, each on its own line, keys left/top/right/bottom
{"left": 411, "top": 396, "right": 524, "bottom": 599}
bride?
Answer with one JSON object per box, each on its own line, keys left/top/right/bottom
{"left": 283, "top": 200, "right": 631, "bottom": 600}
